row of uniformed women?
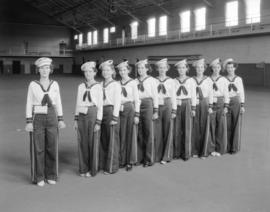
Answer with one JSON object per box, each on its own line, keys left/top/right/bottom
{"left": 25, "top": 56, "right": 245, "bottom": 187}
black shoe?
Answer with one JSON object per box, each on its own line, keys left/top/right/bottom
{"left": 126, "top": 164, "right": 133, "bottom": 171}
{"left": 143, "top": 162, "right": 153, "bottom": 167}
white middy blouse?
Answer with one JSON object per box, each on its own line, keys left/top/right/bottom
{"left": 26, "top": 80, "right": 63, "bottom": 123}
{"left": 120, "top": 78, "right": 140, "bottom": 116}
{"left": 74, "top": 82, "right": 103, "bottom": 123}
{"left": 102, "top": 80, "right": 122, "bottom": 121}
{"left": 174, "top": 77, "right": 197, "bottom": 109}
{"left": 226, "top": 75, "right": 245, "bottom": 104}
{"left": 192, "top": 76, "right": 214, "bottom": 105}
{"left": 135, "top": 76, "right": 159, "bottom": 112}
{"left": 210, "top": 76, "right": 230, "bottom": 105}
{"left": 156, "top": 77, "right": 177, "bottom": 113}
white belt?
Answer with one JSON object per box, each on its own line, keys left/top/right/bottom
{"left": 229, "top": 94, "right": 240, "bottom": 98}
{"left": 177, "top": 98, "right": 191, "bottom": 106}
{"left": 213, "top": 96, "right": 224, "bottom": 103}
{"left": 87, "top": 102, "right": 95, "bottom": 107}
{"left": 77, "top": 104, "right": 95, "bottom": 114}
{"left": 33, "top": 105, "right": 48, "bottom": 114}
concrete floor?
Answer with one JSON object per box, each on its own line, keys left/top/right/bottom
{"left": 0, "top": 75, "right": 269, "bottom": 212}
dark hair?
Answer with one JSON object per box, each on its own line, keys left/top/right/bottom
{"left": 83, "top": 67, "right": 98, "bottom": 73}
{"left": 135, "top": 63, "right": 153, "bottom": 74}
{"left": 117, "top": 64, "right": 132, "bottom": 73}
{"left": 194, "top": 63, "right": 208, "bottom": 71}
{"left": 226, "top": 61, "right": 238, "bottom": 69}
{"left": 175, "top": 63, "right": 190, "bottom": 73}
{"left": 36, "top": 64, "right": 54, "bottom": 74}
{"left": 155, "top": 63, "right": 170, "bottom": 70}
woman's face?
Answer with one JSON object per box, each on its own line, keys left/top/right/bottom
{"left": 176, "top": 63, "right": 188, "bottom": 76}
{"left": 119, "top": 66, "right": 129, "bottom": 79}
{"left": 84, "top": 68, "right": 96, "bottom": 81}
{"left": 102, "top": 65, "right": 113, "bottom": 79}
{"left": 157, "top": 63, "right": 168, "bottom": 76}
{"left": 196, "top": 64, "right": 205, "bottom": 75}
{"left": 226, "top": 64, "right": 235, "bottom": 75}
{"left": 212, "top": 64, "right": 221, "bottom": 75}
{"left": 39, "top": 65, "right": 51, "bottom": 78}
{"left": 137, "top": 64, "right": 148, "bottom": 76}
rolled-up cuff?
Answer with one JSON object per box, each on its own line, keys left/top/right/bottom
{"left": 26, "top": 117, "right": 33, "bottom": 123}
{"left": 172, "top": 109, "right": 176, "bottom": 115}
{"left": 58, "top": 116, "right": 64, "bottom": 122}
{"left": 112, "top": 116, "right": 118, "bottom": 122}
{"left": 95, "top": 119, "right": 102, "bottom": 125}
{"left": 74, "top": 115, "right": 79, "bottom": 121}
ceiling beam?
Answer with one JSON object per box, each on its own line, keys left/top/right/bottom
{"left": 112, "top": 2, "right": 146, "bottom": 24}
{"left": 203, "top": 0, "right": 214, "bottom": 8}
{"left": 52, "top": 0, "right": 96, "bottom": 17}
{"left": 69, "top": 13, "right": 97, "bottom": 30}
{"left": 24, "top": 0, "right": 82, "bottom": 32}
{"left": 148, "top": 0, "right": 171, "bottom": 16}
{"left": 92, "top": 1, "right": 116, "bottom": 26}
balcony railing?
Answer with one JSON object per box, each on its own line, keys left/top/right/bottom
{"left": 0, "top": 46, "right": 73, "bottom": 57}
{"left": 76, "top": 15, "right": 270, "bottom": 51}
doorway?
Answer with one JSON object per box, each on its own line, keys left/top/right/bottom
{"left": 12, "top": 61, "right": 21, "bottom": 74}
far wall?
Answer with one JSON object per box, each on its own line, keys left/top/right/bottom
{"left": 74, "top": 35, "right": 270, "bottom": 87}
{"left": 0, "top": 23, "right": 72, "bottom": 56}
{"left": 0, "top": 57, "right": 73, "bottom": 74}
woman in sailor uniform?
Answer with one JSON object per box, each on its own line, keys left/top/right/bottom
{"left": 191, "top": 58, "right": 213, "bottom": 159}
{"left": 154, "top": 58, "right": 176, "bottom": 164}
{"left": 117, "top": 61, "right": 140, "bottom": 171}
{"left": 208, "top": 58, "right": 229, "bottom": 157}
{"left": 223, "top": 58, "right": 245, "bottom": 154}
{"left": 99, "top": 60, "right": 122, "bottom": 174}
{"left": 173, "top": 59, "right": 196, "bottom": 161}
{"left": 135, "top": 59, "right": 159, "bottom": 167}
{"left": 25, "top": 57, "right": 66, "bottom": 187}
{"left": 74, "top": 61, "right": 103, "bottom": 177}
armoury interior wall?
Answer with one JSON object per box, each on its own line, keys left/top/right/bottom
{"left": 74, "top": 35, "right": 270, "bottom": 87}
{"left": 0, "top": 24, "right": 73, "bottom": 74}
{"left": 0, "top": 0, "right": 73, "bottom": 74}
{"left": 0, "top": 57, "right": 73, "bottom": 75}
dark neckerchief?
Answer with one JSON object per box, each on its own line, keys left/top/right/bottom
{"left": 34, "top": 80, "right": 54, "bottom": 106}
{"left": 83, "top": 81, "right": 99, "bottom": 102}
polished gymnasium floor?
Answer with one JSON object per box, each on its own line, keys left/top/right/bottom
{"left": 0, "top": 75, "right": 269, "bottom": 212}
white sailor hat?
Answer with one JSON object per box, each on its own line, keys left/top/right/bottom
{"left": 135, "top": 59, "right": 148, "bottom": 66}
{"left": 155, "top": 58, "right": 168, "bottom": 66}
{"left": 210, "top": 58, "right": 221, "bottom": 67}
{"left": 81, "top": 61, "right": 96, "bottom": 71}
{"left": 116, "top": 61, "right": 129, "bottom": 69}
{"left": 175, "top": 59, "right": 188, "bottom": 67}
{"left": 35, "top": 57, "right": 52, "bottom": 67}
{"left": 99, "top": 60, "right": 114, "bottom": 69}
{"left": 192, "top": 58, "right": 206, "bottom": 67}
{"left": 223, "top": 58, "right": 235, "bottom": 69}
